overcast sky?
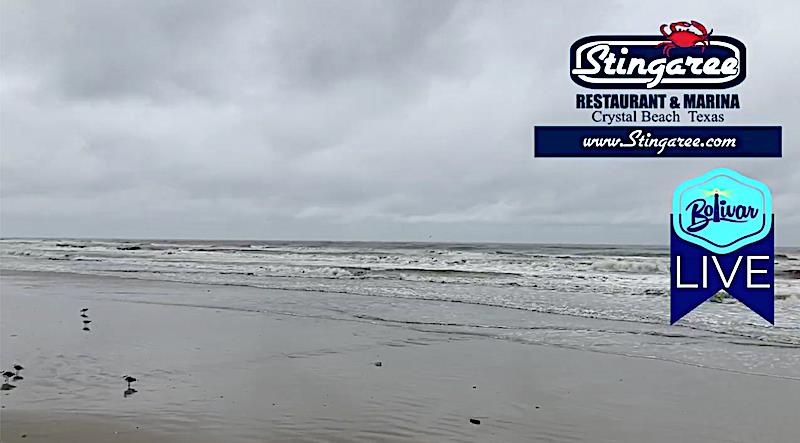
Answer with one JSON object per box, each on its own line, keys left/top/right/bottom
{"left": 1, "top": 0, "right": 798, "bottom": 245}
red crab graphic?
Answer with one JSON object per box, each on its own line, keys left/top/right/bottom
{"left": 656, "top": 21, "right": 712, "bottom": 56}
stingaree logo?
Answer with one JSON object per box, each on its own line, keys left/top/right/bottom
{"left": 670, "top": 169, "right": 774, "bottom": 324}
{"left": 571, "top": 20, "right": 746, "bottom": 89}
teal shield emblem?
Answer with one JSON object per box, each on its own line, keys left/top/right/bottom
{"left": 672, "top": 168, "right": 772, "bottom": 254}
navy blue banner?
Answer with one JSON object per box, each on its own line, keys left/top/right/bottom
{"left": 670, "top": 219, "right": 774, "bottom": 324}
{"left": 534, "top": 126, "right": 781, "bottom": 157}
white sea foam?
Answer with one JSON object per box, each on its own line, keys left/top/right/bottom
{"left": 590, "top": 259, "right": 662, "bottom": 273}
{"left": 1, "top": 239, "right": 798, "bottom": 345}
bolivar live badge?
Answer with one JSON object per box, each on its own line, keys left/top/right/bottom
{"left": 670, "top": 168, "right": 774, "bottom": 324}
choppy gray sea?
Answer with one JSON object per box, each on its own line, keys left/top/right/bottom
{"left": 2, "top": 239, "right": 799, "bottom": 378}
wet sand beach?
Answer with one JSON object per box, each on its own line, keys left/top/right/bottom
{"left": 1, "top": 270, "right": 798, "bottom": 442}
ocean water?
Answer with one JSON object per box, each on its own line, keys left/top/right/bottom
{"left": 2, "top": 239, "right": 799, "bottom": 378}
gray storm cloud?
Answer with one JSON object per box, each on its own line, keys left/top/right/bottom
{"left": 1, "top": 0, "right": 798, "bottom": 244}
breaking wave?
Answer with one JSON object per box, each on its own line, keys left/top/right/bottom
{"left": 1, "top": 239, "right": 798, "bottom": 347}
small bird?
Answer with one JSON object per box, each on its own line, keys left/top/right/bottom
{"left": 81, "top": 313, "right": 88, "bottom": 318}
{"left": 0, "top": 383, "right": 16, "bottom": 391}
{"left": 123, "top": 375, "right": 137, "bottom": 388}
{"left": 80, "top": 308, "right": 89, "bottom": 313}
{"left": 2, "top": 371, "right": 14, "bottom": 381}
{"left": 83, "top": 320, "right": 92, "bottom": 325}
{"left": 82, "top": 327, "right": 90, "bottom": 331}
{"left": 12, "top": 364, "right": 23, "bottom": 373}
{"left": 12, "top": 375, "right": 23, "bottom": 382}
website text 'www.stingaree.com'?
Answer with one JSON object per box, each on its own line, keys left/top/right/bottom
{"left": 583, "top": 129, "right": 736, "bottom": 155}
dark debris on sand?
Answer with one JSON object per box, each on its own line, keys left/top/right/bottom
{"left": 469, "top": 418, "right": 481, "bottom": 425}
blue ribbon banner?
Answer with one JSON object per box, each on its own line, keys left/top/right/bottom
{"left": 534, "top": 126, "right": 781, "bottom": 157}
{"left": 670, "top": 219, "right": 774, "bottom": 324}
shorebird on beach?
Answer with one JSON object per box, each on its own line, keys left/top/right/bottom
{"left": 123, "top": 375, "right": 137, "bottom": 388}
{"left": 12, "top": 375, "right": 23, "bottom": 382}
{"left": 12, "top": 364, "right": 23, "bottom": 373}
{"left": 2, "top": 370, "right": 15, "bottom": 381}
{"left": 0, "top": 383, "right": 16, "bottom": 391}
{"left": 80, "top": 308, "right": 89, "bottom": 313}
{"left": 81, "top": 313, "right": 89, "bottom": 318}
{"left": 83, "top": 320, "right": 92, "bottom": 325}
